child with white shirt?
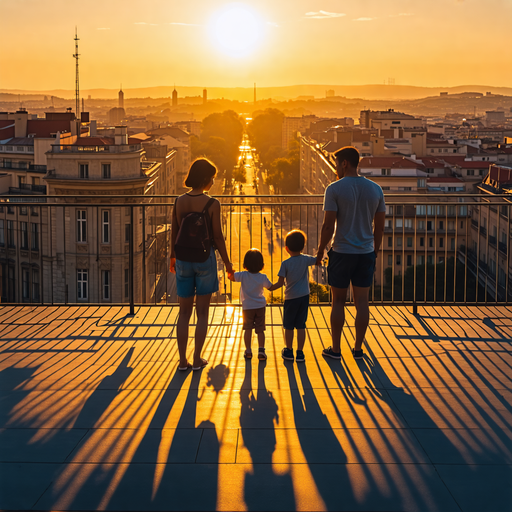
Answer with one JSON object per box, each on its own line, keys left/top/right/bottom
{"left": 229, "top": 248, "right": 275, "bottom": 360}
{"left": 271, "top": 230, "right": 317, "bottom": 362}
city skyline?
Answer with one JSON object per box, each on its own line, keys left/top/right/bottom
{"left": 1, "top": 0, "right": 511, "bottom": 90}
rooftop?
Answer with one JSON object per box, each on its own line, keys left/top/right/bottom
{"left": 1, "top": 304, "right": 511, "bottom": 512}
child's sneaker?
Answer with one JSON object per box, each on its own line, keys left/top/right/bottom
{"left": 296, "top": 350, "right": 305, "bottom": 362}
{"left": 281, "top": 347, "right": 294, "bottom": 361}
{"left": 352, "top": 348, "right": 364, "bottom": 360}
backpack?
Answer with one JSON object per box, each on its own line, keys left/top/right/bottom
{"left": 174, "top": 197, "right": 216, "bottom": 262}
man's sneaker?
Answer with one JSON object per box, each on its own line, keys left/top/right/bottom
{"left": 322, "top": 346, "right": 341, "bottom": 360}
{"left": 296, "top": 350, "right": 305, "bottom": 363}
{"left": 352, "top": 348, "right": 364, "bottom": 360}
{"left": 281, "top": 347, "right": 294, "bottom": 361}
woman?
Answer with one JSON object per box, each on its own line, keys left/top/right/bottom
{"left": 170, "top": 158, "right": 233, "bottom": 371}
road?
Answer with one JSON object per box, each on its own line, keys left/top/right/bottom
{"left": 212, "top": 134, "right": 326, "bottom": 303}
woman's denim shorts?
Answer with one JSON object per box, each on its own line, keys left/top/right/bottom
{"left": 175, "top": 251, "right": 219, "bottom": 298}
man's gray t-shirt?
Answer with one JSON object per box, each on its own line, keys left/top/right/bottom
{"left": 277, "top": 254, "right": 317, "bottom": 300}
{"left": 323, "top": 176, "right": 386, "bottom": 254}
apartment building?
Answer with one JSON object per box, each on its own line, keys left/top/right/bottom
{"left": 468, "top": 164, "right": 512, "bottom": 300}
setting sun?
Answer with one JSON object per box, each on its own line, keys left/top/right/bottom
{"left": 210, "top": 5, "right": 264, "bottom": 58}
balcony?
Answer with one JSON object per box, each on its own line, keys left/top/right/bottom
{"left": 8, "top": 183, "right": 47, "bottom": 194}
{"left": 0, "top": 161, "right": 47, "bottom": 172}
{"left": 1, "top": 193, "right": 511, "bottom": 512}
{"left": 51, "top": 143, "right": 142, "bottom": 154}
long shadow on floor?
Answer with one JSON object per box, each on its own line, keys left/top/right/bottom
{"left": 286, "top": 362, "right": 354, "bottom": 511}
{"left": 241, "top": 359, "right": 295, "bottom": 511}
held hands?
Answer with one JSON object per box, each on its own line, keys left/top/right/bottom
{"left": 315, "top": 248, "right": 324, "bottom": 266}
{"left": 170, "top": 257, "right": 176, "bottom": 274}
{"left": 225, "top": 261, "right": 235, "bottom": 281}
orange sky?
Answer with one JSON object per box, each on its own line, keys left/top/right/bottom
{"left": 1, "top": 0, "right": 510, "bottom": 91}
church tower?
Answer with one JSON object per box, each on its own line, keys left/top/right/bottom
{"left": 172, "top": 87, "right": 178, "bottom": 107}
{"left": 118, "top": 85, "right": 124, "bottom": 109}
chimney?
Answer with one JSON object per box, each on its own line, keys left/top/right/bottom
{"left": 14, "top": 109, "right": 28, "bottom": 138}
{"left": 114, "top": 125, "right": 128, "bottom": 145}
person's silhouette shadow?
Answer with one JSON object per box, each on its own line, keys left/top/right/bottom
{"left": 240, "top": 360, "right": 295, "bottom": 511}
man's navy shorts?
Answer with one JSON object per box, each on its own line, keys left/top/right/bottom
{"left": 283, "top": 294, "right": 310, "bottom": 330}
{"left": 327, "top": 249, "right": 376, "bottom": 289}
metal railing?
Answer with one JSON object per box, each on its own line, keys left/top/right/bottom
{"left": 0, "top": 194, "right": 510, "bottom": 311}
{"left": 0, "top": 162, "right": 47, "bottom": 172}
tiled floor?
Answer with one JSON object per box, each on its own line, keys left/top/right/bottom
{"left": 0, "top": 304, "right": 511, "bottom": 511}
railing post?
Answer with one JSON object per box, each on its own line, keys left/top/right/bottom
{"left": 412, "top": 301, "right": 418, "bottom": 315}
{"left": 129, "top": 205, "right": 135, "bottom": 315}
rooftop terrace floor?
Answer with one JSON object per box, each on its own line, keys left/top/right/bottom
{"left": 0, "top": 304, "right": 511, "bottom": 512}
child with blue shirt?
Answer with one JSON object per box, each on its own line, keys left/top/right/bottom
{"left": 272, "top": 230, "right": 317, "bottom": 362}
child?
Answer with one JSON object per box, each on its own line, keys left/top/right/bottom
{"left": 271, "top": 230, "right": 317, "bottom": 362}
{"left": 229, "top": 248, "right": 272, "bottom": 360}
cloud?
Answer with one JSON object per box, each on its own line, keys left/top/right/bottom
{"left": 96, "top": 27, "right": 110, "bottom": 30}
{"left": 389, "top": 12, "right": 414, "bottom": 17}
{"left": 304, "top": 10, "right": 345, "bottom": 19}
{"left": 168, "top": 22, "right": 200, "bottom": 26}
{"left": 134, "top": 22, "right": 158, "bottom": 26}
{"left": 353, "top": 17, "right": 376, "bottom": 21}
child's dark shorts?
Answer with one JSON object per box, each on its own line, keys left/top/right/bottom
{"left": 243, "top": 307, "right": 266, "bottom": 333}
{"left": 283, "top": 294, "right": 310, "bottom": 330}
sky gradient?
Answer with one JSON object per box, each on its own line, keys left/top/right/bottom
{"left": 1, "top": 0, "right": 510, "bottom": 91}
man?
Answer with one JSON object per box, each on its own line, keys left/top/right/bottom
{"left": 316, "top": 146, "right": 386, "bottom": 360}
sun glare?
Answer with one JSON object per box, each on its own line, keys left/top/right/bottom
{"left": 211, "top": 5, "right": 264, "bottom": 58}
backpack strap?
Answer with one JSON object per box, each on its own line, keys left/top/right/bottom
{"left": 201, "top": 197, "right": 216, "bottom": 214}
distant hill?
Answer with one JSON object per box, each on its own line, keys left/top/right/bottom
{"left": 1, "top": 84, "right": 511, "bottom": 102}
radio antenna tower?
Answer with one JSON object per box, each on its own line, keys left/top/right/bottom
{"left": 73, "top": 28, "right": 80, "bottom": 120}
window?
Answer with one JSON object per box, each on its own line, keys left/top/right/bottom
{"left": 31, "top": 223, "right": 39, "bottom": 250}
{"left": 7, "top": 220, "right": 14, "bottom": 248}
{"left": 448, "top": 221, "right": 455, "bottom": 231}
{"left": 32, "top": 176, "right": 40, "bottom": 185}
{"left": 407, "top": 255, "right": 412, "bottom": 266}
{"left": 461, "top": 221, "right": 464, "bottom": 229}
{"left": 79, "top": 163, "right": 89, "bottom": 179}
{"left": 407, "top": 237, "right": 413, "bottom": 247}
{"left": 396, "top": 254, "right": 401, "bottom": 266}
{"left": 102, "top": 163, "right": 111, "bottom": 179}
{"left": 404, "top": 219, "right": 413, "bottom": 229}
{"left": 77, "top": 269, "right": 88, "bottom": 300}
{"left": 32, "top": 269, "right": 40, "bottom": 302}
{"left": 381, "top": 169, "right": 391, "bottom": 176}
{"left": 18, "top": 176, "right": 26, "bottom": 187}
{"left": 447, "top": 206, "right": 456, "bottom": 216}
{"left": 102, "top": 210, "right": 110, "bottom": 244}
{"left": 439, "top": 221, "right": 444, "bottom": 230}
{"left": 22, "top": 269, "right": 30, "bottom": 300}
{"left": 77, "top": 210, "right": 87, "bottom": 242}
{"left": 385, "top": 219, "right": 392, "bottom": 228}
{"left": 467, "top": 169, "right": 475, "bottom": 176}
{"left": 418, "top": 255, "right": 425, "bottom": 265}
{"left": 451, "top": 238, "right": 455, "bottom": 250}
{"left": 396, "top": 219, "right": 403, "bottom": 228}
{"left": 20, "top": 206, "right": 27, "bottom": 215}
{"left": 0, "top": 220, "right": 4, "bottom": 246}
{"left": 420, "top": 237, "right": 424, "bottom": 247}
{"left": 397, "top": 237, "right": 402, "bottom": 247}
{"left": 439, "top": 237, "right": 444, "bottom": 248}
{"left": 125, "top": 223, "right": 130, "bottom": 243}
{"left": 388, "top": 255, "right": 392, "bottom": 266}
{"left": 124, "top": 268, "right": 129, "bottom": 298}
{"left": 395, "top": 206, "right": 403, "bottom": 215}
{"left": 102, "top": 270, "right": 110, "bottom": 300}
{"left": 418, "top": 220, "right": 425, "bottom": 230}
{"left": 427, "top": 221, "right": 433, "bottom": 231}
{"left": 429, "top": 237, "right": 434, "bottom": 248}
{"left": 416, "top": 205, "right": 426, "bottom": 215}
{"left": 21, "top": 222, "right": 28, "bottom": 250}
{"left": 387, "top": 236, "right": 392, "bottom": 247}
{"left": 427, "top": 255, "right": 434, "bottom": 265}
{"left": 417, "top": 179, "right": 426, "bottom": 188}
